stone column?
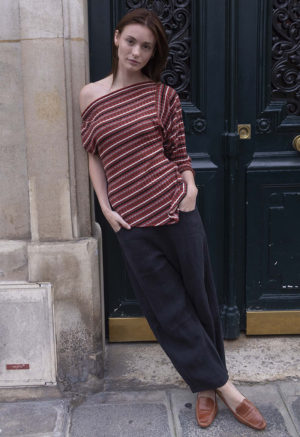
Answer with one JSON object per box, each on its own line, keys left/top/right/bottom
{"left": 0, "top": 0, "right": 103, "bottom": 391}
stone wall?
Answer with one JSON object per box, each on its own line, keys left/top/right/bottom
{"left": 0, "top": 0, "right": 103, "bottom": 391}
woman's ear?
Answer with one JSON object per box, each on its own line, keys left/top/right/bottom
{"left": 114, "top": 29, "right": 119, "bottom": 47}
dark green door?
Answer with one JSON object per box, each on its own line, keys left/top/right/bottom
{"left": 239, "top": 0, "right": 300, "bottom": 334}
{"left": 88, "top": 0, "right": 300, "bottom": 341}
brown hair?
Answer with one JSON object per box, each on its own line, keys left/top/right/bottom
{"left": 110, "top": 8, "right": 169, "bottom": 83}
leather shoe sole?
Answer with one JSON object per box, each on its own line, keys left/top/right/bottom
{"left": 196, "top": 392, "right": 218, "bottom": 428}
{"left": 216, "top": 389, "right": 266, "bottom": 430}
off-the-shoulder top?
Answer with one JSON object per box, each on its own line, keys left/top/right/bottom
{"left": 81, "top": 80, "right": 195, "bottom": 227}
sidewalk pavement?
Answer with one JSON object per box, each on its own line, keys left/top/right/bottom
{"left": 0, "top": 381, "right": 299, "bottom": 436}
{"left": 0, "top": 335, "right": 300, "bottom": 437}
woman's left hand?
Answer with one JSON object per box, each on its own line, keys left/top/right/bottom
{"left": 178, "top": 185, "right": 198, "bottom": 212}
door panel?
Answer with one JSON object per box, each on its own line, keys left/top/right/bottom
{"left": 247, "top": 169, "right": 300, "bottom": 309}
{"left": 238, "top": 0, "right": 300, "bottom": 332}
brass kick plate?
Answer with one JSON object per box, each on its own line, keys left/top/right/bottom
{"left": 110, "top": 311, "right": 300, "bottom": 341}
{"left": 238, "top": 124, "right": 251, "bottom": 139}
{"left": 247, "top": 310, "right": 300, "bottom": 335}
{"left": 109, "top": 317, "right": 157, "bottom": 342}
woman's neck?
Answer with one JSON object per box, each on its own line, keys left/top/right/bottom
{"left": 109, "top": 72, "right": 149, "bottom": 91}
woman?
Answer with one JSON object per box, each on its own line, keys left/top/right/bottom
{"left": 80, "top": 8, "right": 266, "bottom": 431}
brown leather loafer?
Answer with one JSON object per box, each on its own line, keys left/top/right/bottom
{"left": 216, "top": 389, "right": 266, "bottom": 430}
{"left": 196, "top": 392, "right": 218, "bottom": 428}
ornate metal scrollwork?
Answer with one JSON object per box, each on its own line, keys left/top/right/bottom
{"left": 256, "top": 0, "right": 299, "bottom": 133}
{"left": 126, "top": 0, "right": 191, "bottom": 100}
{"left": 272, "top": 0, "right": 300, "bottom": 116}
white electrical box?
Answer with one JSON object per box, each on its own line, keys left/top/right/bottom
{"left": 0, "top": 281, "right": 57, "bottom": 386}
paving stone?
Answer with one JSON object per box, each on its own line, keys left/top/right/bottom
{"left": 224, "top": 335, "right": 300, "bottom": 383}
{"left": 291, "top": 397, "right": 300, "bottom": 434}
{"left": 69, "top": 390, "right": 175, "bottom": 437}
{"left": 104, "top": 336, "right": 300, "bottom": 391}
{"left": 104, "top": 342, "right": 186, "bottom": 391}
{"left": 0, "top": 399, "right": 68, "bottom": 436}
{"left": 169, "top": 384, "right": 299, "bottom": 437}
{"left": 279, "top": 381, "right": 300, "bottom": 434}
{"left": 279, "top": 380, "right": 300, "bottom": 397}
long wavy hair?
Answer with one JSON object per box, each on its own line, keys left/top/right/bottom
{"left": 110, "top": 8, "right": 169, "bottom": 83}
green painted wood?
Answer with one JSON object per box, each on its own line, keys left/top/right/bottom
{"left": 238, "top": 0, "right": 300, "bottom": 312}
{"left": 246, "top": 167, "right": 300, "bottom": 309}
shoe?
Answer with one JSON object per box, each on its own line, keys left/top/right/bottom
{"left": 216, "top": 389, "right": 266, "bottom": 430}
{"left": 195, "top": 391, "right": 218, "bottom": 428}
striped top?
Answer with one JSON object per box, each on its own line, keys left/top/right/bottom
{"left": 81, "top": 80, "right": 195, "bottom": 227}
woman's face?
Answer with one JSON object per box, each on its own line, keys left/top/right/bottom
{"left": 114, "top": 24, "right": 156, "bottom": 73}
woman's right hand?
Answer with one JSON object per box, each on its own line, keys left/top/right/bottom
{"left": 103, "top": 209, "right": 131, "bottom": 233}
{"left": 86, "top": 154, "right": 130, "bottom": 233}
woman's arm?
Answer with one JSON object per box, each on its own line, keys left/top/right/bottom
{"left": 88, "top": 153, "right": 131, "bottom": 232}
{"left": 80, "top": 85, "right": 130, "bottom": 232}
{"left": 161, "top": 88, "right": 198, "bottom": 211}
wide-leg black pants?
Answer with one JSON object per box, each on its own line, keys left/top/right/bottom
{"left": 116, "top": 207, "right": 229, "bottom": 392}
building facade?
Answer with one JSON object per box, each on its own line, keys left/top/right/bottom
{"left": 1, "top": 0, "right": 104, "bottom": 390}
{"left": 1, "top": 0, "right": 299, "bottom": 390}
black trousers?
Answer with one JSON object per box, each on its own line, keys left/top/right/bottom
{"left": 116, "top": 207, "right": 229, "bottom": 392}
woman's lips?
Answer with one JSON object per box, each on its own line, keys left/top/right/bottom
{"left": 128, "top": 59, "right": 139, "bottom": 64}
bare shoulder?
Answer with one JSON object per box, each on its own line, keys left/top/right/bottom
{"left": 79, "top": 75, "right": 112, "bottom": 115}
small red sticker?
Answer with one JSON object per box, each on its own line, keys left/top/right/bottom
{"left": 6, "top": 364, "right": 30, "bottom": 370}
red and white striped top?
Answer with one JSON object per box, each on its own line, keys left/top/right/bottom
{"left": 81, "top": 80, "right": 195, "bottom": 227}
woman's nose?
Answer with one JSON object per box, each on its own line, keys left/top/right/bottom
{"left": 132, "top": 45, "right": 140, "bottom": 57}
